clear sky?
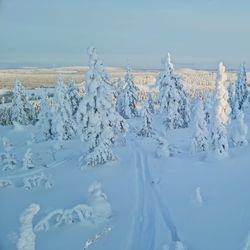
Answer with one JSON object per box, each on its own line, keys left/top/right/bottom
{"left": 0, "top": 0, "right": 249, "bottom": 69}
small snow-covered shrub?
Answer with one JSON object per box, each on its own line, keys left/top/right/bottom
{"left": 0, "top": 179, "right": 12, "bottom": 188}
{"left": 16, "top": 203, "right": 40, "bottom": 250}
{"left": 22, "top": 149, "right": 35, "bottom": 169}
{"left": 23, "top": 173, "right": 52, "bottom": 190}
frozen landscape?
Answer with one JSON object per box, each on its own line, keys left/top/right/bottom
{"left": 0, "top": 47, "right": 250, "bottom": 250}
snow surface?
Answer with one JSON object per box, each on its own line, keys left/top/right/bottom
{"left": 1, "top": 105, "right": 250, "bottom": 250}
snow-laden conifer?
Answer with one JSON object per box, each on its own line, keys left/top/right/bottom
{"left": 123, "top": 65, "right": 139, "bottom": 118}
{"left": 53, "top": 76, "right": 77, "bottom": 141}
{"left": 191, "top": 97, "right": 209, "bottom": 153}
{"left": 11, "top": 80, "right": 36, "bottom": 125}
{"left": 231, "top": 100, "right": 248, "bottom": 146}
{"left": 78, "top": 47, "right": 127, "bottom": 167}
{"left": 156, "top": 53, "right": 190, "bottom": 130}
{"left": 33, "top": 93, "right": 55, "bottom": 142}
{"left": 138, "top": 95, "right": 154, "bottom": 137}
{"left": 235, "top": 63, "right": 248, "bottom": 110}
{"left": 211, "top": 63, "right": 231, "bottom": 158}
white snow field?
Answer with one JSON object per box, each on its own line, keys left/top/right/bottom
{"left": 1, "top": 111, "right": 250, "bottom": 250}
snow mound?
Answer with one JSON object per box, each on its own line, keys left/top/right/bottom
{"left": 0, "top": 179, "right": 12, "bottom": 188}
{"left": 16, "top": 203, "right": 40, "bottom": 250}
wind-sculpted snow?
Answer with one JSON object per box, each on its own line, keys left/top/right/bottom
{"left": 34, "top": 182, "right": 111, "bottom": 233}
{"left": 16, "top": 204, "right": 40, "bottom": 250}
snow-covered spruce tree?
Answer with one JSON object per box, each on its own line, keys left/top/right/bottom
{"left": 157, "top": 53, "right": 190, "bottom": 130}
{"left": 211, "top": 63, "right": 231, "bottom": 158}
{"left": 11, "top": 80, "right": 36, "bottom": 126}
{"left": 123, "top": 65, "right": 139, "bottom": 118}
{"left": 191, "top": 97, "right": 209, "bottom": 153}
{"left": 228, "top": 80, "right": 235, "bottom": 118}
{"left": 204, "top": 90, "right": 213, "bottom": 125}
{"left": 147, "top": 92, "right": 155, "bottom": 114}
{"left": 138, "top": 96, "right": 154, "bottom": 137}
{"left": 53, "top": 76, "right": 77, "bottom": 141}
{"left": 67, "top": 77, "right": 81, "bottom": 117}
{"left": 1, "top": 137, "right": 17, "bottom": 171}
{"left": 33, "top": 93, "right": 55, "bottom": 142}
{"left": 231, "top": 100, "right": 248, "bottom": 146}
{"left": 235, "top": 63, "right": 248, "bottom": 110}
{"left": 78, "top": 47, "right": 127, "bottom": 167}
{"left": 23, "top": 148, "right": 35, "bottom": 169}
{"left": 115, "top": 78, "right": 126, "bottom": 117}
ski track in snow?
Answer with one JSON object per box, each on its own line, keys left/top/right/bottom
{"left": 127, "top": 144, "right": 181, "bottom": 250}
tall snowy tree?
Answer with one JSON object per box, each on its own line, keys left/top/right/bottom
{"left": 78, "top": 47, "right": 127, "bottom": 167}
{"left": 123, "top": 65, "right": 139, "bottom": 118}
{"left": 138, "top": 96, "right": 154, "bottom": 137}
{"left": 230, "top": 100, "right": 248, "bottom": 146}
{"left": 211, "top": 63, "right": 231, "bottom": 158}
{"left": 115, "top": 78, "right": 126, "bottom": 117}
{"left": 204, "top": 90, "right": 213, "bottom": 125}
{"left": 156, "top": 53, "right": 190, "bottom": 130}
{"left": 33, "top": 92, "right": 55, "bottom": 142}
{"left": 11, "top": 80, "right": 36, "bottom": 126}
{"left": 235, "top": 63, "right": 248, "bottom": 110}
{"left": 191, "top": 97, "right": 209, "bottom": 153}
{"left": 1, "top": 137, "right": 17, "bottom": 171}
{"left": 147, "top": 92, "right": 155, "bottom": 114}
{"left": 53, "top": 76, "right": 77, "bottom": 141}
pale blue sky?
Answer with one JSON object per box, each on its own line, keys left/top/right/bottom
{"left": 0, "top": 0, "right": 249, "bottom": 69}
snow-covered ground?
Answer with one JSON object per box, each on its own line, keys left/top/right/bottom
{"left": 1, "top": 109, "right": 250, "bottom": 250}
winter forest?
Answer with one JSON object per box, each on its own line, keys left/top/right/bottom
{"left": 0, "top": 45, "right": 250, "bottom": 250}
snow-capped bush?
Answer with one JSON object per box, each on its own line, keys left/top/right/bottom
{"left": 211, "top": 63, "right": 231, "bottom": 159}
{"left": 22, "top": 148, "right": 35, "bottom": 169}
{"left": 77, "top": 47, "right": 127, "bottom": 167}
{"left": 34, "top": 205, "right": 94, "bottom": 232}
{"left": 16, "top": 203, "right": 40, "bottom": 250}
{"left": 23, "top": 172, "right": 52, "bottom": 190}
{"left": 1, "top": 137, "right": 17, "bottom": 171}
{"left": 157, "top": 53, "right": 190, "bottom": 130}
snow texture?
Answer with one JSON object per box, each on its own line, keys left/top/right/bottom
{"left": 16, "top": 203, "right": 40, "bottom": 250}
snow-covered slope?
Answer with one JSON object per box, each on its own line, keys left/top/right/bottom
{"left": 1, "top": 110, "right": 250, "bottom": 250}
